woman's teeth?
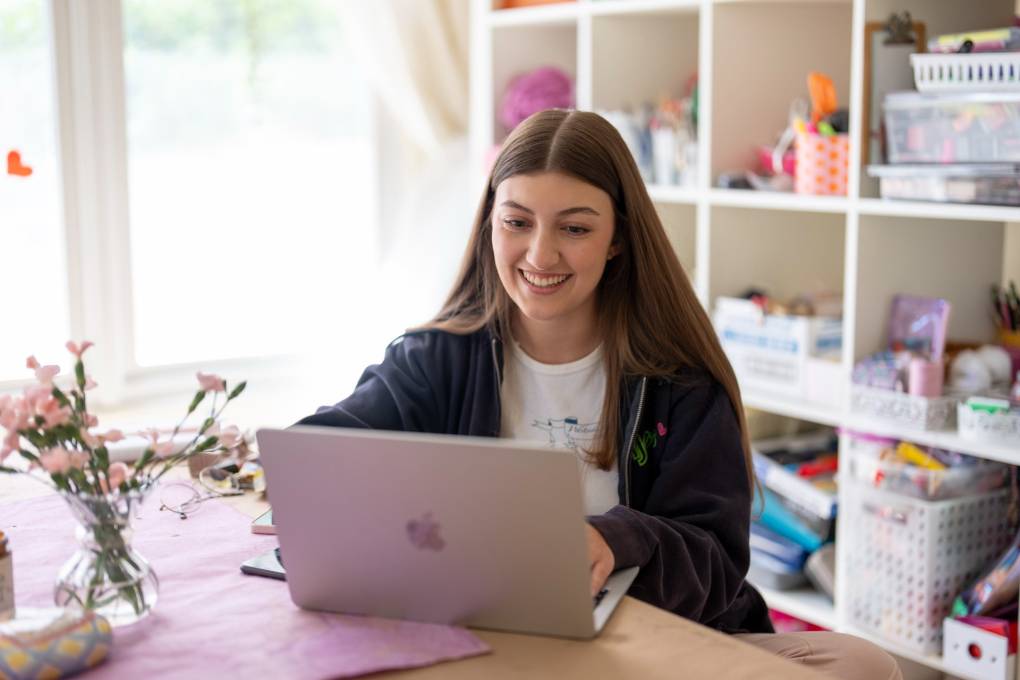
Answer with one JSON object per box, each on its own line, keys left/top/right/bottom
{"left": 521, "top": 271, "right": 569, "bottom": 287}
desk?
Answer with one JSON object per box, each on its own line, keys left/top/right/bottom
{"left": 2, "top": 472, "right": 823, "bottom": 680}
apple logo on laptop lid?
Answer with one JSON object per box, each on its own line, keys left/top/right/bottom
{"left": 406, "top": 512, "right": 445, "bottom": 551}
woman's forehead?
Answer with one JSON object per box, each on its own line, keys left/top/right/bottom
{"left": 494, "top": 172, "right": 612, "bottom": 212}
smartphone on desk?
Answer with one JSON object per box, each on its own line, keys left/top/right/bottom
{"left": 240, "top": 547, "right": 286, "bottom": 581}
{"left": 251, "top": 508, "right": 275, "bottom": 535}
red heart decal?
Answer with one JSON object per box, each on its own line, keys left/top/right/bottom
{"left": 7, "top": 150, "right": 33, "bottom": 177}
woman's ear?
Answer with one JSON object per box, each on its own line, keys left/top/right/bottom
{"left": 607, "top": 243, "right": 620, "bottom": 261}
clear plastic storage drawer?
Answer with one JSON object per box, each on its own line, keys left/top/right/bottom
{"left": 884, "top": 91, "right": 1020, "bottom": 164}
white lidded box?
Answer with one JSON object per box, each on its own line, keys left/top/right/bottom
{"left": 958, "top": 403, "right": 1020, "bottom": 445}
{"left": 713, "top": 297, "right": 842, "bottom": 400}
{"left": 943, "top": 618, "right": 1015, "bottom": 680}
{"left": 844, "top": 481, "right": 1013, "bottom": 655}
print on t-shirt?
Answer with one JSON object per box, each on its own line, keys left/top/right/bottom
{"left": 531, "top": 416, "right": 598, "bottom": 451}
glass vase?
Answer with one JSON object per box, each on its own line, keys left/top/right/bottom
{"left": 54, "top": 489, "right": 159, "bottom": 627}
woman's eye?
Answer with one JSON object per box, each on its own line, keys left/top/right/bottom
{"left": 564, "top": 225, "right": 590, "bottom": 236}
{"left": 502, "top": 218, "right": 528, "bottom": 230}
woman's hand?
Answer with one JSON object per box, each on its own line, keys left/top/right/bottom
{"left": 586, "top": 523, "right": 615, "bottom": 596}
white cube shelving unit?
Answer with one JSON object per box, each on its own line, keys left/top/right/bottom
{"left": 472, "top": 0, "right": 1020, "bottom": 674}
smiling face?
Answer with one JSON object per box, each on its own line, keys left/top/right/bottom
{"left": 491, "top": 171, "right": 617, "bottom": 342}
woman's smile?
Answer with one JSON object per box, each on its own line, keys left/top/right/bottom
{"left": 519, "top": 269, "right": 572, "bottom": 294}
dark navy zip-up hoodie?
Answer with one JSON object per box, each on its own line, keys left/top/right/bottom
{"left": 297, "top": 327, "right": 774, "bottom": 634}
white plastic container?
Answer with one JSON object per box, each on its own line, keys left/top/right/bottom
{"left": 850, "top": 384, "right": 960, "bottom": 431}
{"left": 713, "top": 297, "right": 842, "bottom": 399}
{"left": 958, "top": 403, "right": 1020, "bottom": 445}
{"left": 943, "top": 617, "right": 1015, "bottom": 680}
{"left": 883, "top": 91, "right": 1020, "bottom": 165}
{"left": 845, "top": 434, "right": 1009, "bottom": 501}
{"left": 911, "top": 52, "right": 1020, "bottom": 93}
{"left": 845, "top": 482, "right": 1013, "bottom": 654}
{"left": 868, "top": 164, "right": 1020, "bottom": 207}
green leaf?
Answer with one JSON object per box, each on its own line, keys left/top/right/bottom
{"left": 95, "top": 446, "right": 109, "bottom": 470}
{"left": 187, "top": 390, "right": 206, "bottom": 414}
{"left": 51, "top": 385, "right": 71, "bottom": 408}
{"left": 228, "top": 380, "right": 247, "bottom": 400}
{"left": 68, "top": 467, "right": 89, "bottom": 491}
{"left": 0, "top": 465, "right": 18, "bottom": 474}
{"left": 75, "top": 360, "right": 86, "bottom": 389}
{"left": 18, "top": 449, "right": 40, "bottom": 465}
{"left": 199, "top": 417, "right": 214, "bottom": 433}
{"left": 196, "top": 436, "right": 219, "bottom": 452}
{"left": 134, "top": 448, "right": 155, "bottom": 471}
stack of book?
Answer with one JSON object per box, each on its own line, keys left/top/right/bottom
{"left": 749, "top": 431, "right": 837, "bottom": 599}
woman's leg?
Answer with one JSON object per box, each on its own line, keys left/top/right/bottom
{"left": 733, "top": 632, "right": 903, "bottom": 680}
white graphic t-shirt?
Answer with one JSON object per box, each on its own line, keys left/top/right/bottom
{"left": 499, "top": 339, "right": 619, "bottom": 516}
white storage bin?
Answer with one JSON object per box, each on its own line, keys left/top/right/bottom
{"left": 850, "top": 385, "right": 959, "bottom": 431}
{"left": 845, "top": 481, "right": 1013, "bottom": 654}
{"left": 943, "top": 618, "right": 1016, "bottom": 680}
{"left": 958, "top": 403, "right": 1020, "bottom": 445}
{"left": 713, "top": 297, "right": 842, "bottom": 399}
{"left": 911, "top": 52, "right": 1020, "bottom": 93}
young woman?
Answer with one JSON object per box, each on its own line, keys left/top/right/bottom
{"left": 299, "top": 109, "right": 901, "bottom": 680}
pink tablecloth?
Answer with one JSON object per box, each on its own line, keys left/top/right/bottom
{"left": 2, "top": 492, "right": 490, "bottom": 679}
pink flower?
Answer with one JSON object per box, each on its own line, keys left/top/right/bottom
{"left": 33, "top": 364, "right": 60, "bottom": 384}
{"left": 69, "top": 450, "right": 89, "bottom": 469}
{"left": 101, "top": 429, "right": 124, "bottom": 443}
{"left": 0, "top": 431, "right": 20, "bottom": 461}
{"left": 106, "top": 462, "right": 130, "bottom": 490}
{"left": 86, "top": 414, "right": 98, "bottom": 427}
{"left": 80, "top": 427, "right": 100, "bottom": 449}
{"left": 26, "top": 356, "right": 39, "bottom": 370}
{"left": 40, "top": 400, "right": 72, "bottom": 428}
{"left": 208, "top": 423, "right": 241, "bottom": 449}
{"left": 84, "top": 376, "right": 98, "bottom": 391}
{"left": 141, "top": 429, "right": 175, "bottom": 457}
{"left": 40, "top": 447, "right": 71, "bottom": 474}
{"left": 196, "top": 372, "right": 225, "bottom": 393}
{"left": 65, "top": 340, "right": 94, "bottom": 358}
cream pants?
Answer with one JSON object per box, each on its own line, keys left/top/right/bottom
{"left": 735, "top": 632, "right": 904, "bottom": 680}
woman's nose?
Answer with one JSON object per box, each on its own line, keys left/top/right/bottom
{"left": 526, "top": 227, "right": 560, "bottom": 270}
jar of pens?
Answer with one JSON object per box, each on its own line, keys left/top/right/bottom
{"left": 743, "top": 72, "right": 849, "bottom": 195}
{"left": 991, "top": 281, "right": 1020, "bottom": 404}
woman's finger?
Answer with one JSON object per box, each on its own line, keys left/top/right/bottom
{"left": 590, "top": 556, "right": 612, "bottom": 596}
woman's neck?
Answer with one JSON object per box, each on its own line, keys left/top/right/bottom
{"left": 512, "top": 309, "right": 601, "bottom": 365}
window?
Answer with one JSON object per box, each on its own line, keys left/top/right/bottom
{"left": 121, "top": 0, "right": 375, "bottom": 366}
{"left": 0, "top": 0, "right": 71, "bottom": 382}
{"left": 0, "top": 1, "right": 379, "bottom": 401}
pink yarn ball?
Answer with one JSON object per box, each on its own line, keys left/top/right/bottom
{"left": 499, "top": 66, "right": 574, "bottom": 132}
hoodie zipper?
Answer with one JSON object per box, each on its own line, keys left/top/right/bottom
{"left": 622, "top": 377, "right": 648, "bottom": 508}
{"left": 490, "top": 337, "right": 503, "bottom": 434}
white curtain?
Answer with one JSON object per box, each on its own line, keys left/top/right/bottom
{"left": 337, "top": 0, "right": 474, "bottom": 336}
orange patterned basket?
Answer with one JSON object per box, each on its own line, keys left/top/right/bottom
{"left": 794, "top": 131, "right": 849, "bottom": 196}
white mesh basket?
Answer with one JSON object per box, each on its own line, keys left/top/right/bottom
{"left": 911, "top": 52, "right": 1020, "bottom": 93}
{"left": 845, "top": 481, "right": 1014, "bottom": 654}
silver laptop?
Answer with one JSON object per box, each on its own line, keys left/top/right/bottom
{"left": 254, "top": 425, "right": 639, "bottom": 639}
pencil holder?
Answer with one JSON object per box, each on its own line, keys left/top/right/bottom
{"left": 794, "top": 131, "right": 849, "bottom": 196}
{"left": 999, "top": 328, "right": 1020, "bottom": 349}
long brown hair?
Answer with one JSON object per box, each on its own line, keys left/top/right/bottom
{"left": 421, "top": 109, "right": 753, "bottom": 488}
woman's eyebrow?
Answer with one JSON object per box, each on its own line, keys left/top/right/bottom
{"left": 500, "top": 200, "right": 600, "bottom": 217}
